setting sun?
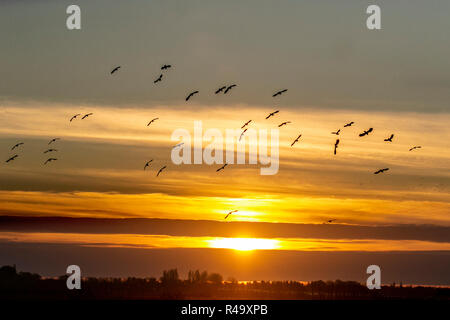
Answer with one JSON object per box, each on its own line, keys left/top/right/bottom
{"left": 208, "top": 238, "right": 280, "bottom": 251}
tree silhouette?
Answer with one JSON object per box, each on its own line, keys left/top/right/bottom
{"left": 160, "top": 269, "right": 179, "bottom": 285}
{"left": 207, "top": 273, "right": 223, "bottom": 285}
{"left": 0, "top": 265, "right": 448, "bottom": 300}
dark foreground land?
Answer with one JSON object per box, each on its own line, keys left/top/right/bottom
{"left": 1, "top": 265, "right": 449, "bottom": 300}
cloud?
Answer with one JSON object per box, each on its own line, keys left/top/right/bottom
{"left": 1, "top": 216, "right": 450, "bottom": 243}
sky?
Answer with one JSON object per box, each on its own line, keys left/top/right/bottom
{"left": 0, "top": 0, "right": 449, "bottom": 284}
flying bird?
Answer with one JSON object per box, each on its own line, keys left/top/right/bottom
{"left": 291, "top": 134, "right": 302, "bottom": 147}
{"left": 359, "top": 128, "right": 373, "bottom": 137}
{"left": 147, "top": 118, "right": 159, "bottom": 126}
{"left": 44, "top": 158, "right": 58, "bottom": 165}
{"left": 48, "top": 138, "right": 60, "bottom": 145}
{"left": 324, "top": 219, "right": 336, "bottom": 224}
{"left": 409, "top": 146, "right": 422, "bottom": 151}
{"left": 81, "top": 113, "right": 93, "bottom": 120}
{"left": 215, "top": 86, "right": 226, "bottom": 94}
{"left": 265, "top": 110, "right": 279, "bottom": 119}
{"left": 224, "top": 210, "right": 238, "bottom": 220}
{"left": 70, "top": 114, "right": 81, "bottom": 122}
{"left": 186, "top": 91, "right": 199, "bottom": 101}
{"left": 239, "top": 129, "right": 248, "bottom": 141}
{"left": 278, "top": 121, "right": 291, "bottom": 127}
{"left": 156, "top": 166, "right": 167, "bottom": 177}
{"left": 44, "top": 149, "right": 58, "bottom": 154}
{"left": 6, "top": 155, "right": 18, "bottom": 163}
{"left": 216, "top": 163, "right": 228, "bottom": 172}
{"left": 110, "top": 66, "right": 121, "bottom": 74}
{"left": 144, "top": 160, "right": 153, "bottom": 170}
{"left": 334, "top": 139, "right": 340, "bottom": 155}
{"left": 272, "top": 89, "right": 287, "bottom": 97}
{"left": 161, "top": 64, "right": 171, "bottom": 70}
{"left": 11, "top": 142, "right": 24, "bottom": 150}
{"left": 224, "top": 84, "right": 236, "bottom": 94}
{"left": 154, "top": 74, "right": 163, "bottom": 84}
{"left": 374, "top": 168, "right": 389, "bottom": 174}
{"left": 241, "top": 120, "right": 252, "bottom": 129}
{"left": 384, "top": 134, "right": 394, "bottom": 142}
{"left": 344, "top": 122, "right": 354, "bottom": 127}
{"left": 331, "top": 129, "right": 341, "bottom": 135}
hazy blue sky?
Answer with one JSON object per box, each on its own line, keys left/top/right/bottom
{"left": 1, "top": 0, "right": 449, "bottom": 112}
{"left": 1, "top": 1, "right": 449, "bottom": 283}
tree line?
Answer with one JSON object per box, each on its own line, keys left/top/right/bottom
{"left": 1, "top": 265, "right": 448, "bottom": 300}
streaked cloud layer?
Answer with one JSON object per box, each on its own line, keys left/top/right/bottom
{"left": 2, "top": 232, "right": 450, "bottom": 252}
{"left": 1, "top": 105, "right": 449, "bottom": 226}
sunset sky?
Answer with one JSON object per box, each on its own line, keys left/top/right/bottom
{"left": 0, "top": 0, "right": 449, "bottom": 285}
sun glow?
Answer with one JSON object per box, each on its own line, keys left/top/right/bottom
{"left": 208, "top": 237, "right": 280, "bottom": 251}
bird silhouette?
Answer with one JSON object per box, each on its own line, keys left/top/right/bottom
{"left": 291, "top": 134, "right": 302, "bottom": 147}
{"left": 44, "top": 158, "right": 57, "bottom": 165}
{"left": 224, "top": 210, "right": 238, "bottom": 220}
{"left": 272, "top": 89, "right": 287, "bottom": 97}
{"left": 6, "top": 155, "right": 18, "bottom": 163}
{"left": 278, "top": 121, "right": 291, "bottom": 127}
{"left": 216, "top": 163, "right": 228, "bottom": 172}
{"left": 215, "top": 86, "right": 226, "bottom": 94}
{"left": 81, "top": 113, "right": 93, "bottom": 120}
{"left": 334, "top": 139, "right": 339, "bottom": 155}
{"left": 110, "top": 66, "right": 121, "bottom": 74}
{"left": 241, "top": 120, "right": 252, "bottom": 129}
{"left": 384, "top": 134, "right": 394, "bottom": 142}
{"left": 11, "top": 142, "right": 24, "bottom": 150}
{"left": 374, "top": 168, "right": 389, "bottom": 174}
{"left": 344, "top": 122, "right": 354, "bottom": 127}
{"left": 154, "top": 74, "right": 163, "bottom": 84}
{"left": 161, "top": 64, "right": 171, "bottom": 70}
{"left": 70, "top": 114, "right": 81, "bottom": 122}
{"left": 147, "top": 118, "right": 159, "bottom": 126}
{"left": 409, "top": 146, "right": 422, "bottom": 151}
{"left": 359, "top": 128, "right": 373, "bottom": 137}
{"left": 265, "top": 110, "right": 279, "bottom": 119}
{"left": 324, "top": 219, "right": 336, "bottom": 224}
{"left": 224, "top": 84, "right": 236, "bottom": 94}
{"left": 186, "top": 91, "right": 199, "bottom": 101}
{"left": 156, "top": 166, "right": 166, "bottom": 177}
{"left": 43, "top": 149, "right": 57, "bottom": 154}
{"left": 239, "top": 129, "right": 248, "bottom": 141}
{"left": 331, "top": 129, "right": 341, "bottom": 135}
{"left": 144, "top": 160, "right": 153, "bottom": 170}
{"left": 48, "top": 138, "right": 60, "bottom": 145}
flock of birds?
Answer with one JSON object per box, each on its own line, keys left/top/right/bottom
{"left": 4, "top": 64, "right": 423, "bottom": 221}
{"left": 7, "top": 138, "right": 61, "bottom": 165}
